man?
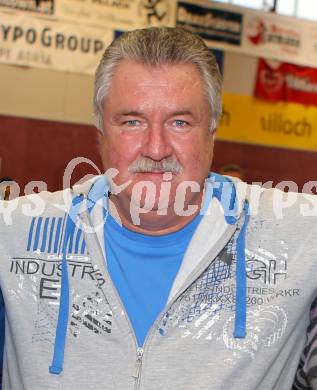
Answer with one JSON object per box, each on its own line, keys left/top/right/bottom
{"left": 0, "top": 27, "right": 316, "bottom": 389}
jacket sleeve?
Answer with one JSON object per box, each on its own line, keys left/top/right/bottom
{"left": 293, "top": 296, "right": 317, "bottom": 389}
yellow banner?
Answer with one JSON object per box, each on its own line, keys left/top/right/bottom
{"left": 217, "top": 93, "right": 317, "bottom": 152}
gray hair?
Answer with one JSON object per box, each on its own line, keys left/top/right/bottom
{"left": 94, "top": 27, "right": 222, "bottom": 132}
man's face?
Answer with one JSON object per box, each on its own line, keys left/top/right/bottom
{"left": 99, "top": 59, "right": 215, "bottom": 218}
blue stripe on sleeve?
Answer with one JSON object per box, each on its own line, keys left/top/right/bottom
{"left": 27, "top": 217, "right": 36, "bottom": 252}
{"left": 48, "top": 218, "right": 56, "bottom": 254}
{"left": 74, "top": 228, "right": 82, "bottom": 254}
{"left": 40, "top": 218, "right": 50, "bottom": 253}
{"left": 81, "top": 239, "right": 86, "bottom": 255}
{"left": 53, "top": 218, "right": 63, "bottom": 254}
{"left": 33, "top": 217, "right": 43, "bottom": 251}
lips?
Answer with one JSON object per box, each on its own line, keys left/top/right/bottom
{"left": 137, "top": 169, "right": 167, "bottom": 174}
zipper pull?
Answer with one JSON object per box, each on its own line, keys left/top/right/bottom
{"left": 133, "top": 347, "right": 144, "bottom": 378}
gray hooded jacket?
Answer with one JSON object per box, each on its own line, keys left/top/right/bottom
{"left": 0, "top": 173, "right": 316, "bottom": 390}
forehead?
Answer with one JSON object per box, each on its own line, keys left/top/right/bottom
{"left": 104, "top": 59, "right": 207, "bottom": 110}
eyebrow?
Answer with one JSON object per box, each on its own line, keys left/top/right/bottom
{"left": 113, "top": 109, "right": 195, "bottom": 120}
{"left": 169, "top": 110, "right": 194, "bottom": 117}
{"left": 113, "top": 111, "right": 144, "bottom": 120}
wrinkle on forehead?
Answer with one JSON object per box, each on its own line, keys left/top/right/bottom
{"left": 104, "top": 59, "right": 211, "bottom": 123}
{"left": 110, "top": 59, "right": 204, "bottom": 94}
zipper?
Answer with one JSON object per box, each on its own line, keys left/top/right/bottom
{"left": 101, "top": 266, "right": 146, "bottom": 390}
{"left": 98, "top": 263, "right": 145, "bottom": 390}
{"left": 133, "top": 347, "right": 144, "bottom": 390}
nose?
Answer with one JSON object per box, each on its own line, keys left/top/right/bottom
{"left": 141, "top": 123, "right": 173, "bottom": 161}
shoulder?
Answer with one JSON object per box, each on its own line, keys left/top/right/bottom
{"left": 252, "top": 184, "right": 317, "bottom": 220}
{"left": 0, "top": 175, "right": 101, "bottom": 233}
{"left": 223, "top": 178, "right": 317, "bottom": 240}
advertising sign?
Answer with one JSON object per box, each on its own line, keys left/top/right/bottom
{"left": 177, "top": 1, "right": 242, "bottom": 46}
{"left": 0, "top": 11, "right": 112, "bottom": 74}
{"left": 0, "top": 0, "right": 54, "bottom": 15}
{"left": 218, "top": 92, "right": 317, "bottom": 152}
{"left": 55, "top": 0, "right": 176, "bottom": 30}
{"left": 255, "top": 58, "right": 317, "bottom": 107}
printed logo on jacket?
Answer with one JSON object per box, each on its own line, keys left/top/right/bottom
{"left": 9, "top": 214, "right": 112, "bottom": 342}
{"left": 158, "top": 221, "right": 300, "bottom": 362}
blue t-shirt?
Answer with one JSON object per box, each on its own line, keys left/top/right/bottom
{"left": 104, "top": 213, "right": 202, "bottom": 346}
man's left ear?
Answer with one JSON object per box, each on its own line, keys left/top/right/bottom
{"left": 97, "top": 130, "right": 105, "bottom": 143}
{"left": 97, "top": 131, "right": 104, "bottom": 153}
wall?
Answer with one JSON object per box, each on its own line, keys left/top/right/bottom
{"left": 0, "top": 63, "right": 94, "bottom": 125}
{"left": 0, "top": 115, "right": 102, "bottom": 194}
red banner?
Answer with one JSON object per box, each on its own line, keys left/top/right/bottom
{"left": 255, "top": 58, "right": 317, "bottom": 106}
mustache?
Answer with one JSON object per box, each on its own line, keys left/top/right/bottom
{"left": 128, "top": 156, "right": 183, "bottom": 174}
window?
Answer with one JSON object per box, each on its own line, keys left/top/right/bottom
{"left": 211, "top": 0, "right": 274, "bottom": 10}
{"left": 233, "top": 0, "right": 268, "bottom": 9}
{"left": 297, "top": 0, "right": 317, "bottom": 21}
{"left": 276, "top": 0, "right": 296, "bottom": 16}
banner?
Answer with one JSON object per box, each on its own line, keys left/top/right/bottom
{"left": 55, "top": 0, "right": 176, "bottom": 30}
{"left": 242, "top": 13, "right": 302, "bottom": 59}
{"left": 177, "top": 1, "right": 242, "bottom": 46}
{"left": 0, "top": 0, "right": 54, "bottom": 15}
{"left": 0, "top": 11, "right": 112, "bottom": 74}
{"left": 237, "top": 5, "right": 317, "bottom": 68}
{"left": 217, "top": 92, "right": 317, "bottom": 152}
{"left": 255, "top": 59, "right": 317, "bottom": 107}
